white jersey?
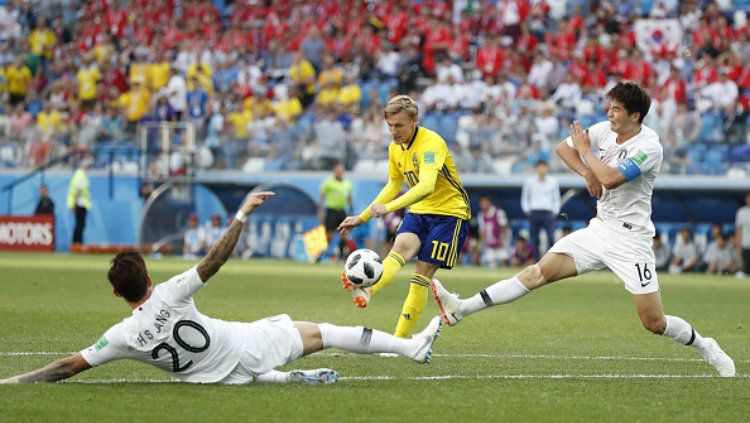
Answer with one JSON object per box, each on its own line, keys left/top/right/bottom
{"left": 80, "top": 268, "right": 248, "bottom": 383}
{"left": 566, "top": 121, "right": 663, "bottom": 236}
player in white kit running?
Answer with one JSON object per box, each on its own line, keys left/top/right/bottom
{"left": 431, "top": 82, "right": 735, "bottom": 377}
{"left": 0, "top": 191, "right": 442, "bottom": 385}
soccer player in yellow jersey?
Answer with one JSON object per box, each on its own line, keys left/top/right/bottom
{"left": 338, "top": 95, "right": 470, "bottom": 338}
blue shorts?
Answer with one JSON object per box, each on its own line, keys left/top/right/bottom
{"left": 396, "top": 213, "right": 468, "bottom": 269}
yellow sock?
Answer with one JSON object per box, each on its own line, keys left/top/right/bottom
{"left": 368, "top": 251, "right": 406, "bottom": 297}
{"left": 394, "top": 274, "right": 430, "bottom": 338}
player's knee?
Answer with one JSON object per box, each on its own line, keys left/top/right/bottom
{"left": 641, "top": 316, "right": 666, "bottom": 334}
{"left": 516, "top": 264, "right": 545, "bottom": 290}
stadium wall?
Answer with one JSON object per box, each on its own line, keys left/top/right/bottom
{"left": 1, "top": 171, "right": 748, "bottom": 252}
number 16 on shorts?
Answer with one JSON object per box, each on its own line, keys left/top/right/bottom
{"left": 630, "top": 262, "right": 659, "bottom": 294}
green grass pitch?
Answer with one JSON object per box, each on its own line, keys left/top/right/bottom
{"left": 0, "top": 252, "right": 748, "bottom": 422}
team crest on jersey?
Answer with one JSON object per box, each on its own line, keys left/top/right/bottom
{"left": 424, "top": 151, "right": 435, "bottom": 164}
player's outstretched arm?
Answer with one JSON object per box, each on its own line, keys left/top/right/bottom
{"left": 196, "top": 191, "right": 274, "bottom": 282}
{"left": 0, "top": 353, "right": 91, "bottom": 384}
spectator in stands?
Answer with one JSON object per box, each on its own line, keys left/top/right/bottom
{"left": 521, "top": 159, "right": 560, "bottom": 259}
{"left": 34, "top": 184, "right": 54, "bottom": 216}
{"left": 226, "top": 100, "right": 251, "bottom": 169}
{"left": 653, "top": 232, "right": 671, "bottom": 271}
{"left": 549, "top": 73, "right": 581, "bottom": 113}
{"left": 186, "top": 75, "right": 209, "bottom": 139}
{"left": 736, "top": 192, "right": 750, "bottom": 277}
{"left": 6, "top": 56, "right": 32, "bottom": 106}
{"left": 166, "top": 67, "right": 187, "bottom": 121}
{"left": 66, "top": 158, "right": 92, "bottom": 245}
{"left": 700, "top": 68, "right": 738, "bottom": 114}
{"left": 119, "top": 78, "right": 151, "bottom": 135}
{"left": 27, "top": 17, "right": 56, "bottom": 76}
{"left": 511, "top": 236, "right": 536, "bottom": 267}
{"left": 704, "top": 231, "right": 738, "bottom": 275}
{"left": 205, "top": 213, "right": 226, "bottom": 249}
{"left": 339, "top": 74, "right": 362, "bottom": 114}
{"left": 154, "top": 93, "right": 176, "bottom": 122}
{"left": 289, "top": 51, "right": 316, "bottom": 108}
{"left": 76, "top": 53, "right": 100, "bottom": 111}
{"left": 311, "top": 107, "right": 346, "bottom": 170}
{"left": 670, "top": 228, "right": 700, "bottom": 274}
{"left": 183, "top": 212, "right": 206, "bottom": 260}
{"left": 533, "top": 103, "right": 560, "bottom": 145}
{"left": 477, "top": 196, "right": 510, "bottom": 268}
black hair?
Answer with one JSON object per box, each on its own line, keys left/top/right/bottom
{"left": 107, "top": 250, "right": 149, "bottom": 302}
{"left": 606, "top": 81, "right": 651, "bottom": 124}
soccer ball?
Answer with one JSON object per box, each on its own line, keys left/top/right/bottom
{"left": 344, "top": 249, "right": 384, "bottom": 288}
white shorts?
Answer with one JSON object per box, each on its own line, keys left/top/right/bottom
{"left": 549, "top": 218, "right": 659, "bottom": 295}
{"left": 219, "top": 314, "right": 304, "bottom": 384}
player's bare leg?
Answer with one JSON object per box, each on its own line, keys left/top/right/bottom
{"left": 433, "top": 253, "right": 576, "bottom": 325}
{"left": 293, "top": 319, "right": 441, "bottom": 363}
{"left": 633, "top": 292, "right": 735, "bottom": 377}
{"left": 342, "top": 233, "right": 419, "bottom": 308}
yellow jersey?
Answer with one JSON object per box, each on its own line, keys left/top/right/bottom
{"left": 361, "top": 126, "right": 470, "bottom": 221}
{"left": 77, "top": 65, "right": 101, "bottom": 100}
{"left": 28, "top": 28, "right": 56, "bottom": 58}
{"left": 317, "top": 87, "right": 340, "bottom": 106}
{"left": 118, "top": 87, "right": 151, "bottom": 122}
{"left": 6, "top": 65, "right": 32, "bottom": 96}
{"left": 289, "top": 59, "right": 316, "bottom": 95}
{"left": 149, "top": 62, "right": 170, "bottom": 90}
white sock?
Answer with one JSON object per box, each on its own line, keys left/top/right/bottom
{"left": 461, "top": 276, "right": 530, "bottom": 316}
{"left": 663, "top": 315, "right": 708, "bottom": 351}
{"left": 318, "top": 323, "right": 415, "bottom": 356}
{"left": 255, "top": 370, "right": 290, "bottom": 384}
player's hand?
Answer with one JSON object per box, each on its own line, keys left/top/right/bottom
{"left": 240, "top": 191, "right": 275, "bottom": 215}
{"left": 337, "top": 215, "right": 363, "bottom": 237}
{"left": 369, "top": 204, "right": 388, "bottom": 218}
{"left": 0, "top": 377, "right": 17, "bottom": 384}
{"left": 584, "top": 170, "right": 603, "bottom": 199}
{"left": 570, "top": 121, "right": 591, "bottom": 153}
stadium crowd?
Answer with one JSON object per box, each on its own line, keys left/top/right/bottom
{"left": 1, "top": 0, "right": 750, "bottom": 175}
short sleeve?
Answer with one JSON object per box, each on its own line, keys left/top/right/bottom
{"left": 419, "top": 135, "right": 447, "bottom": 171}
{"left": 158, "top": 267, "right": 205, "bottom": 305}
{"left": 615, "top": 142, "right": 662, "bottom": 181}
{"left": 319, "top": 178, "right": 329, "bottom": 194}
{"left": 80, "top": 324, "right": 128, "bottom": 367}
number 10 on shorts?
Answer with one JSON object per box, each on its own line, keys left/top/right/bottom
{"left": 431, "top": 241, "right": 450, "bottom": 261}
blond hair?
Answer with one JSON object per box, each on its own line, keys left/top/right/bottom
{"left": 384, "top": 95, "right": 418, "bottom": 119}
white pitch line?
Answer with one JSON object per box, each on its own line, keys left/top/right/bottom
{"left": 316, "top": 352, "right": 750, "bottom": 364}
{"left": 4, "top": 351, "right": 750, "bottom": 364}
{"left": 0, "top": 352, "right": 74, "bottom": 356}
{"left": 60, "top": 374, "right": 749, "bottom": 384}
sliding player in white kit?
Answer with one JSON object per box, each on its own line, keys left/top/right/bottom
{"left": 0, "top": 191, "right": 442, "bottom": 385}
{"left": 432, "top": 82, "right": 735, "bottom": 377}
